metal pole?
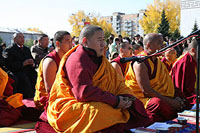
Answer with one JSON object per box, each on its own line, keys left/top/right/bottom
{"left": 196, "top": 38, "right": 200, "bottom": 133}
{"left": 138, "top": 30, "right": 200, "bottom": 63}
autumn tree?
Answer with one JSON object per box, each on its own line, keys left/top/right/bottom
{"left": 68, "top": 10, "right": 116, "bottom": 40}
{"left": 68, "top": 11, "right": 90, "bottom": 37}
{"left": 27, "top": 28, "right": 43, "bottom": 33}
{"left": 157, "top": 10, "right": 170, "bottom": 38}
{"left": 121, "top": 30, "right": 130, "bottom": 37}
{"left": 140, "top": 0, "right": 180, "bottom": 34}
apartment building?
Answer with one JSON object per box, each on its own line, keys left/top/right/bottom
{"left": 102, "top": 9, "right": 145, "bottom": 37}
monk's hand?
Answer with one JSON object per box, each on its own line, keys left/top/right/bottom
{"left": 117, "top": 96, "right": 133, "bottom": 109}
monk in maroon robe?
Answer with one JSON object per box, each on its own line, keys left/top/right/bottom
{"left": 111, "top": 42, "right": 133, "bottom": 77}
{"left": 171, "top": 39, "right": 198, "bottom": 110}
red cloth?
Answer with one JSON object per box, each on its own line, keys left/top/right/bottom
{"left": 171, "top": 53, "right": 196, "bottom": 109}
{"left": 0, "top": 99, "right": 21, "bottom": 126}
{"left": 3, "top": 77, "right": 14, "bottom": 97}
{"left": 146, "top": 97, "right": 177, "bottom": 122}
{"left": 111, "top": 55, "right": 128, "bottom": 76}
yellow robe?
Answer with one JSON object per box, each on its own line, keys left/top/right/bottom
{"left": 34, "top": 59, "right": 47, "bottom": 109}
{"left": 47, "top": 45, "right": 132, "bottom": 133}
{"left": 0, "top": 68, "right": 23, "bottom": 108}
{"left": 125, "top": 58, "right": 175, "bottom": 108}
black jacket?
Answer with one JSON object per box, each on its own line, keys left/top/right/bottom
{"left": 3, "top": 43, "right": 35, "bottom": 73}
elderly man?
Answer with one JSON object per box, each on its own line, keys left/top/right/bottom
{"left": 34, "top": 31, "right": 73, "bottom": 109}
{"left": 31, "top": 34, "right": 52, "bottom": 67}
{"left": 3, "top": 32, "right": 37, "bottom": 98}
{"left": 111, "top": 41, "right": 133, "bottom": 77}
{"left": 40, "top": 25, "right": 151, "bottom": 133}
{"left": 171, "top": 39, "right": 198, "bottom": 110}
{"left": 125, "top": 33, "right": 184, "bottom": 122}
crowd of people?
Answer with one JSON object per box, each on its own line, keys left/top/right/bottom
{"left": 0, "top": 25, "right": 198, "bottom": 132}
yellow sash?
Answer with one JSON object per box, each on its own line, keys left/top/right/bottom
{"left": 47, "top": 45, "right": 132, "bottom": 132}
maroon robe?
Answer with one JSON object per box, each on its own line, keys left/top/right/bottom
{"left": 35, "top": 45, "right": 152, "bottom": 133}
{"left": 64, "top": 46, "right": 151, "bottom": 131}
{"left": 171, "top": 52, "right": 197, "bottom": 109}
{"left": 45, "top": 50, "right": 61, "bottom": 68}
{"left": 65, "top": 46, "right": 119, "bottom": 107}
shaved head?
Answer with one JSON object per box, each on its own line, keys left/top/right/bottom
{"left": 143, "top": 33, "right": 163, "bottom": 54}
{"left": 188, "top": 39, "right": 197, "bottom": 51}
{"left": 143, "top": 33, "right": 163, "bottom": 46}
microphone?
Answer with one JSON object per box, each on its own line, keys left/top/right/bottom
{"left": 120, "top": 56, "right": 145, "bottom": 64}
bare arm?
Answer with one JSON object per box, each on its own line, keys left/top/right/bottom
{"left": 43, "top": 58, "right": 57, "bottom": 93}
{"left": 111, "top": 62, "right": 123, "bottom": 77}
{"left": 133, "top": 61, "right": 181, "bottom": 110}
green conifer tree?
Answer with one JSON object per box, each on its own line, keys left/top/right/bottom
{"left": 158, "top": 10, "right": 170, "bottom": 38}
{"left": 191, "top": 20, "right": 199, "bottom": 33}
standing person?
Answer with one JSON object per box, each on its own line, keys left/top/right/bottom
{"left": 34, "top": 31, "right": 73, "bottom": 109}
{"left": 109, "top": 37, "right": 120, "bottom": 55}
{"left": 3, "top": 32, "right": 37, "bottom": 98}
{"left": 118, "top": 34, "right": 123, "bottom": 43}
{"left": 125, "top": 33, "right": 184, "bottom": 122}
{"left": 111, "top": 42, "right": 133, "bottom": 77}
{"left": 44, "top": 25, "right": 151, "bottom": 133}
{"left": 171, "top": 39, "right": 198, "bottom": 110}
{"left": 31, "top": 34, "right": 50, "bottom": 67}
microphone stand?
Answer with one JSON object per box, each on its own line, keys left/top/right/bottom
{"left": 196, "top": 36, "right": 200, "bottom": 133}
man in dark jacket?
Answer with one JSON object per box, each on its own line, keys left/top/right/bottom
{"left": 3, "top": 32, "right": 37, "bottom": 98}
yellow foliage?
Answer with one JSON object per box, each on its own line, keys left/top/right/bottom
{"left": 27, "top": 28, "right": 43, "bottom": 33}
{"left": 68, "top": 10, "right": 116, "bottom": 38}
{"left": 121, "top": 30, "right": 129, "bottom": 37}
{"left": 140, "top": 0, "right": 180, "bottom": 34}
{"left": 68, "top": 11, "right": 90, "bottom": 37}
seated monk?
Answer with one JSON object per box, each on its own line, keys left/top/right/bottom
{"left": 44, "top": 25, "right": 151, "bottom": 132}
{"left": 161, "top": 48, "right": 177, "bottom": 72}
{"left": 125, "top": 33, "right": 184, "bottom": 122}
{"left": 132, "top": 44, "right": 143, "bottom": 56}
{"left": 111, "top": 42, "right": 133, "bottom": 77}
{"left": 34, "top": 31, "right": 73, "bottom": 109}
{"left": 171, "top": 39, "right": 198, "bottom": 110}
{"left": 0, "top": 67, "right": 24, "bottom": 126}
